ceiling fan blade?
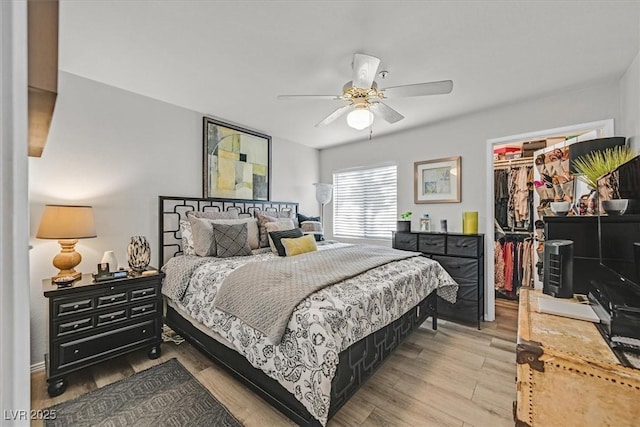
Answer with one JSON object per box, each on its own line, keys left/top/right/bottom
{"left": 369, "top": 102, "right": 404, "bottom": 124}
{"left": 381, "top": 80, "right": 453, "bottom": 98}
{"left": 277, "top": 94, "right": 342, "bottom": 100}
{"left": 315, "top": 104, "right": 353, "bottom": 127}
{"left": 352, "top": 53, "right": 381, "bottom": 89}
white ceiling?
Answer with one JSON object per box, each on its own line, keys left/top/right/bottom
{"left": 59, "top": 1, "right": 640, "bottom": 149}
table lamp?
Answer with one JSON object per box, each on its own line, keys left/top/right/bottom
{"left": 36, "top": 205, "right": 97, "bottom": 280}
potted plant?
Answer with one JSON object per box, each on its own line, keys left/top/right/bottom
{"left": 574, "top": 146, "right": 636, "bottom": 214}
{"left": 397, "top": 211, "right": 412, "bottom": 232}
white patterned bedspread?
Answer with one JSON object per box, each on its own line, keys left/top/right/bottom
{"left": 162, "top": 244, "right": 458, "bottom": 426}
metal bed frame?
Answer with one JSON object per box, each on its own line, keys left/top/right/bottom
{"left": 158, "top": 195, "right": 438, "bottom": 426}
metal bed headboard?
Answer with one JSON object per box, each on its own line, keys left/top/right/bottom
{"left": 158, "top": 196, "right": 299, "bottom": 267}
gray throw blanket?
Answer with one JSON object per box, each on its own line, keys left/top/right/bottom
{"left": 214, "top": 245, "right": 420, "bottom": 344}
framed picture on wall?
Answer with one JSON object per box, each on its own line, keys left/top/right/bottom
{"left": 203, "top": 117, "right": 271, "bottom": 200}
{"left": 414, "top": 156, "right": 461, "bottom": 203}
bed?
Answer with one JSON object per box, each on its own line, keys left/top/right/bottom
{"left": 158, "top": 196, "right": 458, "bottom": 426}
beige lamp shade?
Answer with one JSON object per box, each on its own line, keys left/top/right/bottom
{"left": 36, "top": 205, "right": 96, "bottom": 281}
{"left": 36, "top": 205, "right": 96, "bottom": 239}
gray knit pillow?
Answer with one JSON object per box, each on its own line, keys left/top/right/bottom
{"left": 212, "top": 223, "right": 252, "bottom": 258}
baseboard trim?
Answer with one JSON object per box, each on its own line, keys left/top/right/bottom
{"left": 31, "top": 361, "right": 45, "bottom": 374}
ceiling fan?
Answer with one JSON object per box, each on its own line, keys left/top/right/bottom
{"left": 277, "top": 53, "right": 453, "bottom": 130}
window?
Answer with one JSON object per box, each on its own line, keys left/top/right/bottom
{"left": 333, "top": 164, "right": 397, "bottom": 240}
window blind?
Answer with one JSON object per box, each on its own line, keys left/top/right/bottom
{"left": 333, "top": 164, "right": 397, "bottom": 239}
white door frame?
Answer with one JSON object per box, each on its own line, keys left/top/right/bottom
{"left": 484, "top": 119, "right": 614, "bottom": 321}
{"left": 1, "top": 0, "right": 30, "bottom": 424}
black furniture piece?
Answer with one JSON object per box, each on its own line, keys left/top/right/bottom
{"left": 543, "top": 215, "right": 640, "bottom": 295}
{"left": 393, "top": 231, "right": 484, "bottom": 329}
{"left": 43, "top": 270, "right": 164, "bottom": 397}
{"left": 159, "top": 196, "right": 439, "bottom": 427}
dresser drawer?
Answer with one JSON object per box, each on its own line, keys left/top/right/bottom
{"left": 447, "top": 235, "right": 480, "bottom": 257}
{"left": 56, "top": 317, "right": 93, "bottom": 337}
{"left": 130, "top": 286, "right": 157, "bottom": 301}
{"left": 57, "top": 320, "right": 157, "bottom": 368}
{"left": 55, "top": 298, "right": 94, "bottom": 316}
{"left": 418, "top": 234, "right": 445, "bottom": 254}
{"left": 456, "top": 281, "right": 479, "bottom": 301}
{"left": 433, "top": 255, "right": 478, "bottom": 282}
{"left": 96, "top": 309, "right": 127, "bottom": 326}
{"left": 437, "top": 296, "right": 478, "bottom": 324}
{"left": 97, "top": 292, "right": 127, "bottom": 307}
{"left": 394, "top": 232, "right": 417, "bottom": 251}
{"left": 130, "top": 302, "right": 157, "bottom": 318}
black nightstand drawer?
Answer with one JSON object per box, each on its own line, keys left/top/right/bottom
{"left": 130, "top": 302, "right": 156, "bottom": 318}
{"left": 433, "top": 255, "right": 478, "bottom": 282}
{"left": 394, "top": 232, "right": 417, "bottom": 251}
{"left": 130, "top": 287, "right": 156, "bottom": 300}
{"left": 418, "top": 234, "right": 445, "bottom": 254}
{"left": 56, "top": 298, "right": 93, "bottom": 316}
{"left": 447, "top": 235, "right": 480, "bottom": 257}
{"left": 97, "top": 309, "right": 127, "bottom": 326}
{"left": 58, "top": 320, "right": 157, "bottom": 368}
{"left": 97, "top": 292, "right": 127, "bottom": 307}
{"left": 56, "top": 317, "right": 93, "bottom": 337}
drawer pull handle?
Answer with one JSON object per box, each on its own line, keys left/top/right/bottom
{"left": 142, "top": 291, "right": 147, "bottom": 295}
{"left": 142, "top": 329, "right": 147, "bottom": 334}
{"left": 456, "top": 243, "right": 469, "bottom": 248}
{"left": 73, "top": 304, "right": 79, "bottom": 309}
{"left": 110, "top": 286, "right": 115, "bottom": 291}
{"left": 73, "top": 324, "right": 79, "bottom": 329}
{"left": 74, "top": 349, "right": 79, "bottom": 355}
{"left": 110, "top": 315, "right": 115, "bottom": 319}
{"left": 110, "top": 297, "right": 115, "bottom": 302}
{"left": 425, "top": 242, "right": 437, "bottom": 246}
{"left": 141, "top": 308, "right": 146, "bottom": 312}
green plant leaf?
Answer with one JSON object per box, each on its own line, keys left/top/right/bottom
{"left": 573, "top": 146, "right": 636, "bottom": 189}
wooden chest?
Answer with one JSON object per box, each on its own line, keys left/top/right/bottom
{"left": 516, "top": 289, "right": 640, "bottom": 426}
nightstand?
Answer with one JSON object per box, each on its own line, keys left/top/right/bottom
{"left": 43, "top": 269, "right": 164, "bottom": 397}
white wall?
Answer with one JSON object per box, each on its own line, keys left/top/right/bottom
{"left": 620, "top": 50, "right": 640, "bottom": 152}
{"left": 320, "top": 80, "right": 621, "bottom": 241}
{"left": 28, "top": 72, "right": 319, "bottom": 365}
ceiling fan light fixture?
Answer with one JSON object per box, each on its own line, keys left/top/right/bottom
{"left": 347, "top": 108, "right": 374, "bottom": 130}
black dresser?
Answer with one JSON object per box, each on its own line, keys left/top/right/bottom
{"left": 393, "top": 231, "right": 485, "bottom": 329}
{"left": 43, "top": 271, "right": 164, "bottom": 397}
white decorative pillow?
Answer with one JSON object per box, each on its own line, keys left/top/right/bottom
{"left": 264, "top": 219, "right": 296, "bottom": 253}
{"left": 188, "top": 216, "right": 218, "bottom": 257}
{"left": 179, "top": 219, "right": 196, "bottom": 256}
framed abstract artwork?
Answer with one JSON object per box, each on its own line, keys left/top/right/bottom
{"left": 203, "top": 117, "right": 271, "bottom": 200}
{"left": 414, "top": 156, "right": 461, "bottom": 203}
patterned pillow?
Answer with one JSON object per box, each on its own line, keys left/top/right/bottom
{"left": 188, "top": 210, "right": 239, "bottom": 220}
{"left": 281, "top": 233, "right": 318, "bottom": 256}
{"left": 209, "top": 218, "right": 259, "bottom": 249}
{"left": 254, "top": 212, "right": 279, "bottom": 248}
{"left": 269, "top": 228, "right": 303, "bottom": 256}
{"left": 179, "top": 219, "right": 196, "bottom": 256}
{"left": 264, "top": 220, "right": 296, "bottom": 254}
{"left": 212, "top": 223, "right": 252, "bottom": 258}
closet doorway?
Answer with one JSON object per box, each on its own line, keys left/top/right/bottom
{"left": 483, "top": 119, "right": 614, "bottom": 321}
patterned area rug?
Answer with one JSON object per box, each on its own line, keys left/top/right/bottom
{"left": 45, "top": 359, "right": 242, "bottom": 427}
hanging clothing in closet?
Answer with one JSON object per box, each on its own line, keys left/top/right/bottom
{"left": 494, "top": 166, "right": 534, "bottom": 230}
{"left": 494, "top": 236, "right": 534, "bottom": 299}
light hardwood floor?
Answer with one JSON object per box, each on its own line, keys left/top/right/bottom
{"left": 31, "top": 299, "right": 518, "bottom": 426}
